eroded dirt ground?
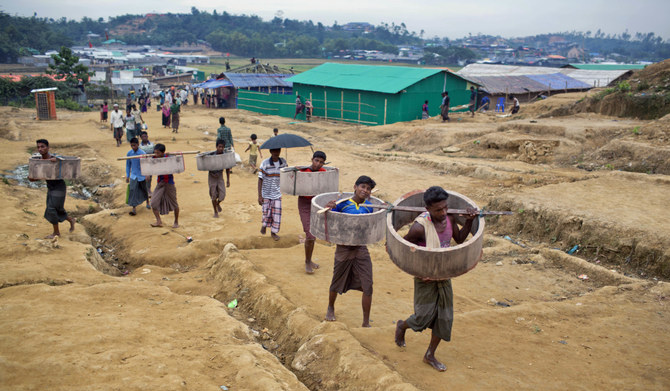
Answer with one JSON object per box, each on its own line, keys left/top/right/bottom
{"left": 0, "top": 93, "right": 668, "bottom": 390}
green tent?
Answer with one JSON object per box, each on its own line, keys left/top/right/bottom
{"left": 286, "top": 63, "right": 477, "bottom": 125}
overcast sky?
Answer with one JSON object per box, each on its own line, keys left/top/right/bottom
{"left": 3, "top": 0, "right": 669, "bottom": 40}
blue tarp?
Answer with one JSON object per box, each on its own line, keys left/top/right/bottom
{"left": 194, "top": 79, "right": 233, "bottom": 89}
{"left": 526, "top": 73, "right": 591, "bottom": 90}
{"left": 225, "top": 73, "right": 293, "bottom": 88}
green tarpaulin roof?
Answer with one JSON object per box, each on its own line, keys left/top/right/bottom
{"left": 287, "top": 63, "right": 446, "bottom": 94}
{"left": 566, "top": 64, "right": 646, "bottom": 71}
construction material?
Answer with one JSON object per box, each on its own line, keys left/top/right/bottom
{"left": 116, "top": 151, "right": 200, "bottom": 160}
{"left": 310, "top": 192, "right": 386, "bottom": 245}
{"left": 139, "top": 155, "right": 186, "bottom": 176}
{"left": 29, "top": 156, "right": 81, "bottom": 180}
{"left": 386, "top": 190, "right": 484, "bottom": 279}
{"left": 196, "top": 151, "right": 236, "bottom": 171}
{"left": 280, "top": 166, "right": 339, "bottom": 196}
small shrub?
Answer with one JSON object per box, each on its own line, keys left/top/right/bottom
{"left": 617, "top": 81, "right": 631, "bottom": 92}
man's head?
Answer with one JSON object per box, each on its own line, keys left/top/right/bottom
{"left": 140, "top": 131, "right": 148, "bottom": 142}
{"left": 154, "top": 143, "right": 166, "bottom": 157}
{"left": 269, "top": 148, "right": 281, "bottom": 160}
{"left": 113, "top": 103, "right": 119, "bottom": 111}
{"left": 126, "top": 108, "right": 131, "bottom": 115}
{"left": 219, "top": 117, "right": 225, "bottom": 125}
{"left": 423, "top": 186, "right": 449, "bottom": 222}
{"left": 36, "top": 139, "right": 49, "bottom": 156}
{"left": 216, "top": 138, "right": 226, "bottom": 153}
{"left": 310, "top": 151, "right": 326, "bottom": 171}
{"left": 470, "top": 86, "right": 475, "bottom": 91}
{"left": 250, "top": 133, "right": 257, "bottom": 141}
{"left": 273, "top": 128, "right": 278, "bottom": 136}
{"left": 130, "top": 137, "right": 139, "bottom": 151}
{"left": 352, "top": 175, "right": 375, "bottom": 203}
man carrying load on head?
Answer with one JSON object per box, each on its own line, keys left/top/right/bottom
{"left": 394, "top": 186, "right": 479, "bottom": 372}
{"left": 324, "top": 175, "right": 376, "bottom": 327}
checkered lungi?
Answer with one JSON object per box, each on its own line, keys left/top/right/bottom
{"left": 262, "top": 198, "right": 282, "bottom": 233}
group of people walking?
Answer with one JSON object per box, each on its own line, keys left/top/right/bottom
{"left": 33, "top": 95, "right": 484, "bottom": 374}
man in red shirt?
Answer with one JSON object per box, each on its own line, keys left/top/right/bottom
{"left": 298, "top": 151, "right": 327, "bottom": 274}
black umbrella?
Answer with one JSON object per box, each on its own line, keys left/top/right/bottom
{"left": 259, "top": 133, "right": 312, "bottom": 149}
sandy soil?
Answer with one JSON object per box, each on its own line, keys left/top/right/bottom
{"left": 0, "top": 95, "right": 668, "bottom": 390}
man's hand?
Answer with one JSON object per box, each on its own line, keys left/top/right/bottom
{"left": 126, "top": 177, "right": 129, "bottom": 183}
{"left": 463, "top": 207, "right": 478, "bottom": 220}
{"left": 258, "top": 195, "right": 263, "bottom": 206}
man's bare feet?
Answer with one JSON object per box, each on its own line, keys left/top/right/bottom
{"left": 305, "top": 261, "right": 319, "bottom": 274}
{"left": 151, "top": 222, "right": 163, "bottom": 227}
{"left": 271, "top": 232, "right": 280, "bottom": 241}
{"left": 213, "top": 212, "right": 219, "bottom": 218}
{"left": 260, "top": 226, "right": 266, "bottom": 235}
{"left": 362, "top": 321, "right": 371, "bottom": 328}
{"left": 172, "top": 223, "right": 179, "bottom": 228}
{"left": 423, "top": 353, "right": 447, "bottom": 372}
{"left": 325, "top": 306, "right": 336, "bottom": 321}
{"left": 217, "top": 204, "right": 222, "bottom": 212}
{"left": 45, "top": 234, "right": 58, "bottom": 239}
{"left": 395, "top": 320, "right": 407, "bottom": 347}
{"left": 68, "top": 219, "right": 75, "bottom": 232}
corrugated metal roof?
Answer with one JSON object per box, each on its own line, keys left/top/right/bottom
{"left": 525, "top": 73, "right": 591, "bottom": 90}
{"left": 465, "top": 75, "right": 548, "bottom": 94}
{"left": 458, "top": 64, "right": 630, "bottom": 87}
{"left": 224, "top": 73, "right": 293, "bottom": 88}
{"left": 287, "top": 63, "right": 444, "bottom": 94}
{"left": 566, "top": 63, "right": 646, "bottom": 70}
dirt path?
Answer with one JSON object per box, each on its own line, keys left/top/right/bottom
{"left": 0, "top": 101, "right": 668, "bottom": 390}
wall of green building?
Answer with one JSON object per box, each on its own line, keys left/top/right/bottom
{"left": 237, "top": 72, "right": 475, "bottom": 125}
{"left": 237, "top": 90, "right": 296, "bottom": 118}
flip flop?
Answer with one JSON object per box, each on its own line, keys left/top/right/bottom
{"left": 129, "top": 211, "right": 136, "bottom": 216}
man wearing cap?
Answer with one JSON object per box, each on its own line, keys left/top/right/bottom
{"left": 109, "top": 103, "right": 125, "bottom": 147}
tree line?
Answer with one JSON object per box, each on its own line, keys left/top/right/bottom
{"left": 0, "top": 9, "right": 668, "bottom": 63}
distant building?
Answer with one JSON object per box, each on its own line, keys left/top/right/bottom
{"left": 341, "top": 22, "right": 374, "bottom": 33}
{"left": 287, "top": 63, "right": 478, "bottom": 125}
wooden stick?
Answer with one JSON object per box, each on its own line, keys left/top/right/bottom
{"left": 365, "top": 204, "right": 513, "bottom": 216}
{"left": 117, "top": 151, "right": 201, "bottom": 160}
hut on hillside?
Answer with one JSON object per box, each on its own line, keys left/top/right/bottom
{"left": 287, "top": 63, "right": 477, "bottom": 125}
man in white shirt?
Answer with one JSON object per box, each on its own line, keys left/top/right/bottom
{"left": 109, "top": 103, "right": 125, "bottom": 147}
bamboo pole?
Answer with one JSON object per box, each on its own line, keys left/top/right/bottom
{"left": 358, "top": 93, "right": 361, "bottom": 123}
{"left": 324, "top": 90, "right": 328, "bottom": 120}
{"left": 341, "top": 90, "right": 344, "bottom": 120}
{"left": 117, "top": 151, "right": 200, "bottom": 160}
{"left": 383, "top": 98, "right": 387, "bottom": 125}
{"left": 365, "top": 204, "right": 513, "bottom": 216}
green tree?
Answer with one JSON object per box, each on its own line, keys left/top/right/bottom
{"left": 46, "top": 46, "right": 92, "bottom": 85}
